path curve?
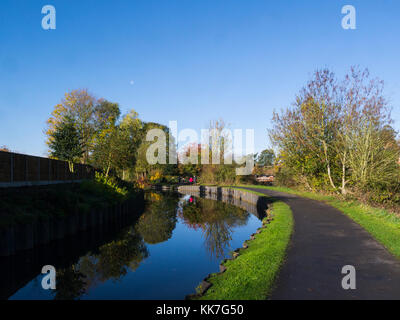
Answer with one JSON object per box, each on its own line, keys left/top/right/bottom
{"left": 239, "top": 187, "right": 400, "bottom": 300}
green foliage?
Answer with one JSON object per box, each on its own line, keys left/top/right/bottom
{"left": 93, "top": 99, "right": 121, "bottom": 132}
{"left": 80, "top": 172, "right": 129, "bottom": 204}
{"left": 46, "top": 90, "right": 146, "bottom": 182}
{"left": 46, "top": 89, "right": 97, "bottom": 164}
{"left": 134, "top": 122, "right": 178, "bottom": 181}
{"left": 269, "top": 67, "right": 400, "bottom": 205}
{"left": 256, "top": 149, "right": 275, "bottom": 167}
{"left": 49, "top": 115, "right": 83, "bottom": 171}
{"left": 275, "top": 165, "right": 297, "bottom": 187}
{"left": 215, "top": 165, "right": 236, "bottom": 185}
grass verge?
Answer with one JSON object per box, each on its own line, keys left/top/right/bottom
{"left": 197, "top": 189, "right": 293, "bottom": 300}
{"left": 241, "top": 185, "right": 400, "bottom": 259}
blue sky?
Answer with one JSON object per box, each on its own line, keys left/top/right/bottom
{"left": 1, "top": 0, "right": 399, "bottom": 156}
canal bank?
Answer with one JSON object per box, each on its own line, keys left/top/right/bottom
{"left": 0, "top": 175, "right": 145, "bottom": 257}
{"left": 177, "top": 186, "right": 293, "bottom": 300}
{"left": 0, "top": 193, "right": 144, "bottom": 256}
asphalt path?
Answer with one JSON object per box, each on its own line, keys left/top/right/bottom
{"left": 239, "top": 187, "right": 400, "bottom": 300}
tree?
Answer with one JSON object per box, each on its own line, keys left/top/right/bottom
{"left": 49, "top": 115, "right": 83, "bottom": 172}
{"left": 269, "top": 67, "right": 399, "bottom": 196}
{"left": 91, "top": 101, "right": 123, "bottom": 177}
{"left": 46, "top": 89, "right": 97, "bottom": 164}
{"left": 256, "top": 149, "right": 275, "bottom": 167}
{"left": 198, "top": 118, "right": 234, "bottom": 184}
{"left": 119, "top": 110, "right": 143, "bottom": 180}
{"left": 46, "top": 91, "right": 148, "bottom": 181}
{"left": 92, "top": 124, "right": 122, "bottom": 177}
{"left": 134, "top": 122, "right": 177, "bottom": 180}
{"left": 178, "top": 143, "right": 202, "bottom": 177}
{"left": 93, "top": 99, "right": 120, "bottom": 132}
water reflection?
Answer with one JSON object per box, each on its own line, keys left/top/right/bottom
{"left": 178, "top": 195, "right": 250, "bottom": 259}
{"left": 135, "top": 193, "right": 178, "bottom": 244}
{"left": 6, "top": 192, "right": 262, "bottom": 300}
{"left": 53, "top": 230, "right": 148, "bottom": 299}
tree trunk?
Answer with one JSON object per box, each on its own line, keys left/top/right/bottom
{"left": 322, "top": 141, "right": 338, "bottom": 192}
{"left": 340, "top": 151, "right": 347, "bottom": 195}
{"left": 68, "top": 161, "right": 74, "bottom": 173}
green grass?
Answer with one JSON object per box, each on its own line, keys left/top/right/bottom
{"left": 241, "top": 185, "right": 400, "bottom": 259}
{"left": 197, "top": 189, "right": 293, "bottom": 300}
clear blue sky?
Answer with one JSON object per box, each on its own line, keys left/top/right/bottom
{"left": 1, "top": 0, "right": 399, "bottom": 156}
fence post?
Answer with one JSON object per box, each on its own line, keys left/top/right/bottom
{"left": 25, "top": 155, "right": 28, "bottom": 182}
{"left": 10, "top": 153, "right": 13, "bottom": 183}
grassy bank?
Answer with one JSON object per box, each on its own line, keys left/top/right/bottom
{"left": 0, "top": 174, "right": 141, "bottom": 228}
{"left": 197, "top": 189, "right": 293, "bottom": 300}
{"left": 242, "top": 185, "right": 400, "bottom": 259}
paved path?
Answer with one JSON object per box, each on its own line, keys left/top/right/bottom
{"left": 239, "top": 187, "right": 400, "bottom": 300}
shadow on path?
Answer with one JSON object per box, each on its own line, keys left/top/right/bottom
{"left": 238, "top": 187, "right": 400, "bottom": 300}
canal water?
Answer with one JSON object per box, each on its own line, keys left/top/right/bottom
{"left": 3, "top": 192, "right": 262, "bottom": 300}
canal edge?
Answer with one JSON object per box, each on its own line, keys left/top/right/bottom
{"left": 176, "top": 186, "right": 275, "bottom": 300}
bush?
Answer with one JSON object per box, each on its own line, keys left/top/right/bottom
{"left": 274, "top": 166, "right": 298, "bottom": 187}
{"left": 80, "top": 172, "right": 129, "bottom": 204}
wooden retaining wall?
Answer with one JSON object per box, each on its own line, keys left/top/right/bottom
{"left": 0, "top": 195, "right": 144, "bottom": 257}
{"left": 0, "top": 151, "right": 96, "bottom": 188}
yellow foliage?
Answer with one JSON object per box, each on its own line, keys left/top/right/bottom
{"left": 149, "top": 171, "right": 162, "bottom": 182}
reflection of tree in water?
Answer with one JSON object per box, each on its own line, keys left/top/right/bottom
{"left": 94, "top": 230, "right": 148, "bottom": 281}
{"left": 135, "top": 193, "right": 178, "bottom": 244}
{"left": 52, "top": 193, "right": 178, "bottom": 300}
{"left": 179, "top": 197, "right": 249, "bottom": 259}
{"left": 53, "top": 266, "right": 86, "bottom": 300}
{"left": 52, "top": 229, "right": 148, "bottom": 300}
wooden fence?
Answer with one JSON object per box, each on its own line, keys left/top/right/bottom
{"left": 0, "top": 151, "right": 95, "bottom": 187}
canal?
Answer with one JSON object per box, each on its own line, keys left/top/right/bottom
{"left": 2, "top": 191, "right": 262, "bottom": 300}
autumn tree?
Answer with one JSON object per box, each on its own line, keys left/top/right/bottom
{"left": 270, "top": 67, "right": 399, "bottom": 197}
{"left": 46, "top": 90, "right": 145, "bottom": 181}
{"left": 46, "top": 89, "right": 97, "bottom": 164}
